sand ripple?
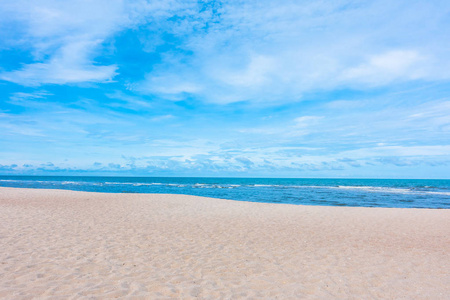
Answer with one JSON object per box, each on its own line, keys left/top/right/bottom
{"left": 0, "top": 187, "right": 449, "bottom": 299}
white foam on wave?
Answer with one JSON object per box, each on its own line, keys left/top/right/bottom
{"left": 334, "top": 185, "right": 450, "bottom": 196}
{"left": 0, "top": 179, "right": 55, "bottom": 184}
{"left": 61, "top": 181, "right": 82, "bottom": 185}
{"left": 1, "top": 179, "right": 448, "bottom": 197}
{"left": 426, "top": 191, "right": 450, "bottom": 196}
{"left": 337, "top": 185, "right": 412, "bottom": 193}
{"left": 105, "top": 182, "right": 153, "bottom": 186}
{"left": 252, "top": 184, "right": 449, "bottom": 196}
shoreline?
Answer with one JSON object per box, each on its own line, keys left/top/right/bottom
{"left": 1, "top": 185, "right": 448, "bottom": 210}
{"left": 1, "top": 187, "right": 449, "bottom": 299}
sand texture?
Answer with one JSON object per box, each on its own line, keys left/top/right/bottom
{"left": 0, "top": 187, "right": 449, "bottom": 299}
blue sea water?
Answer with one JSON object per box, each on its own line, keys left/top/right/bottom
{"left": 0, "top": 176, "right": 449, "bottom": 209}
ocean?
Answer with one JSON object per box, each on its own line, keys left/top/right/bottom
{"left": 0, "top": 176, "right": 449, "bottom": 209}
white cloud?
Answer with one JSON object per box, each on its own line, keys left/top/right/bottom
{"left": 139, "top": 73, "right": 203, "bottom": 100}
{"left": 214, "top": 54, "right": 276, "bottom": 88}
{"left": 0, "top": 0, "right": 193, "bottom": 85}
{"left": 3, "top": 1, "right": 449, "bottom": 96}
{"left": 105, "top": 91, "right": 152, "bottom": 110}
{"left": 339, "top": 50, "right": 427, "bottom": 86}
{"left": 339, "top": 145, "right": 450, "bottom": 159}
{"left": 9, "top": 91, "right": 52, "bottom": 103}
{"left": 0, "top": 0, "right": 129, "bottom": 85}
{"left": 1, "top": 0, "right": 450, "bottom": 178}
{"left": 293, "top": 116, "right": 324, "bottom": 128}
{"left": 135, "top": 0, "right": 450, "bottom": 104}
{"left": 1, "top": 44, "right": 118, "bottom": 86}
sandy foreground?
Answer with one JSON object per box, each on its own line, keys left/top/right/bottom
{"left": 0, "top": 187, "right": 449, "bottom": 299}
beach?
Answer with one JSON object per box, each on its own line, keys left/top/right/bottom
{"left": 0, "top": 187, "right": 449, "bottom": 299}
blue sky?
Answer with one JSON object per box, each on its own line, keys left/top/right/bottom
{"left": 1, "top": 0, "right": 450, "bottom": 178}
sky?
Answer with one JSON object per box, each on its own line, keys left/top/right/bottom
{"left": 0, "top": 0, "right": 450, "bottom": 178}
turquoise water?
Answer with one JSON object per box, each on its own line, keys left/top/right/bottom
{"left": 0, "top": 176, "right": 449, "bottom": 208}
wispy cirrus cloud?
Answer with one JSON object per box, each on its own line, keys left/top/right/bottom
{"left": 1, "top": 0, "right": 450, "bottom": 178}
{"left": 134, "top": 0, "right": 450, "bottom": 104}
{"left": 2, "top": 1, "right": 449, "bottom": 98}
{"left": 0, "top": 0, "right": 126, "bottom": 85}
{"left": 0, "top": 0, "right": 194, "bottom": 85}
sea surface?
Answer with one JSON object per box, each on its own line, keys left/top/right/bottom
{"left": 0, "top": 176, "right": 449, "bottom": 209}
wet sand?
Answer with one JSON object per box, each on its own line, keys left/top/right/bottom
{"left": 0, "top": 187, "right": 449, "bottom": 299}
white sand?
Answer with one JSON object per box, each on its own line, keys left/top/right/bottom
{"left": 0, "top": 187, "right": 449, "bottom": 299}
